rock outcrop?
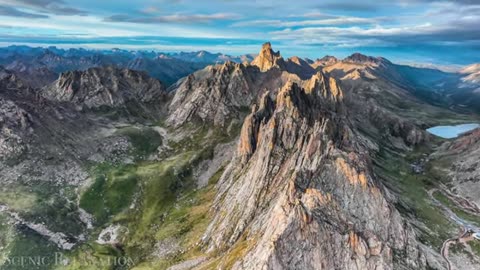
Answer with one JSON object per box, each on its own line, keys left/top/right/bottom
{"left": 321, "top": 52, "right": 448, "bottom": 147}
{"left": 42, "top": 66, "right": 167, "bottom": 109}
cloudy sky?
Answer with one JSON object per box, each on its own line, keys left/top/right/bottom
{"left": 0, "top": 0, "right": 479, "bottom": 65}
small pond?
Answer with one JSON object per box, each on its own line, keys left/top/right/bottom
{"left": 426, "top": 123, "right": 480, "bottom": 139}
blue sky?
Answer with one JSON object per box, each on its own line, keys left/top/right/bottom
{"left": 0, "top": 0, "right": 479, "bottom": 66}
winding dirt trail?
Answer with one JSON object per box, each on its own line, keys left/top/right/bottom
{"left": 441, "top": 238, "right": 453, "bottom": 270}
{"left": 440, "top": 228, "right": 468, "bottom": 270}
{"left": 428, "top": 189, "right": 480, "bottom": 270}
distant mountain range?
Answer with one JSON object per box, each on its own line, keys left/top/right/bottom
{"left": 0, "top": 46, "right": 255, "bottom": 87}
{"left": 1, "top": 45, "right": 478, "bottom": 91}
{"left": 0, "top": 45, "right": 255, "bottom": 64}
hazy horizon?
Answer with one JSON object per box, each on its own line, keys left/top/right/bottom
{"left": 0, "top": 42, "right": 468, "bottom": 73}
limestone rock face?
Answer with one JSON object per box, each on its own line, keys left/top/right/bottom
{"left": 42, "top": 66, "right": 167, "bottom": 109}
{"left": 251, "top": 42, "right": 285, "bottom": 72}
{"left": 202, "top": 74, "right": 427, "bottom": 269}
{"left": 237, "top": 91, "right": 275, "bottom": 162}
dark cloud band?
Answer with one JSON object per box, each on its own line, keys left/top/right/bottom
{"left": 0, "top": 0, "right": 86, "bottom": 15}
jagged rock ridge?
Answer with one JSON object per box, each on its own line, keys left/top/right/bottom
{"left": 343, "top": 53, "right": 391, "bottom": 66}
{"left": 42, "top": 66, "right": 167, "bottom": 109}
{"left": 166, "top": 43, "right": 336, "bottom": 128}
{"left": 201, "top": 72, "right": 427, "bottom": 269}
{"left": 166, "top": 47, "right": 307, "bottom": 128}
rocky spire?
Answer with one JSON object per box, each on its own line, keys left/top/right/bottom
{"left": 251, "top": 42, "right": 284, "bottom": 72}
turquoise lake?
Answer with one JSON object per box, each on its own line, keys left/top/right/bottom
{"left": 427, "top": 123, "right": 480, "bottom": 139}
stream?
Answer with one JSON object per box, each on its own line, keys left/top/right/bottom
{"left": 428, "top": 189, "right": 480, "bottom": 232}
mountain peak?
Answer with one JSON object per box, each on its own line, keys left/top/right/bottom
{"left": 318, "top": 55, "right": 338, "bottom": 62}
{"left": 344, "top": 53, "right": 374, "bottom": 63}
{"left": 313, "top": 55, "right": 339, "bottom": 67}
{"left": 251, "top": 42, "right": 284, "bottom": 72}
{"left": 344, "top": 53, "right": 390, "bottom": 65}
{"left": 262, "top": 42, "right": 272, "bottom": 50}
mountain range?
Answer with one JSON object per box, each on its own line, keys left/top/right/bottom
{"left": 0, "top": 43, "right": 480, "bottom": 270}
{"left": 0, "top": 46, "right": 255, "bottom": 88}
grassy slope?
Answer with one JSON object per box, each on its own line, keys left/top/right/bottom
{"left": 432, "top": 191, "right": 480, "bottom": 227}
{"left": 57, "top": 124, "right": 239, "bottom": 270}
{"left": 115, "top": 127, "right": 163, "bottom": 160}
{"left": 0, "top": 182, "right": 84, "bottom": 270}
{"left": 374, "top": 144, "right": 457, "bottom": 249}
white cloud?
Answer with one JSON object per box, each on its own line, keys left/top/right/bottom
{"left": 0, "top": 0, "right": 86, "bottom": 15}
{"left": 269, "top": 19, "right": 479, "bottom": 46}
{"left": 231, "top": 16, "right": 381, "bottom": 28}
{"left": 0, "top": 13, "right": 249, "bottom": 39}
{"left": 105, "top": 12, "right": 242, "bottom": 24}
